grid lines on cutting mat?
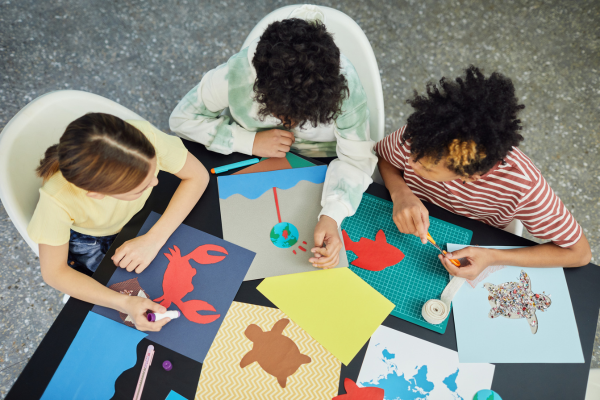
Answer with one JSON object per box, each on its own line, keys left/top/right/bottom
{"left": 341, "top": 193, "right": 473, "bottom": 334}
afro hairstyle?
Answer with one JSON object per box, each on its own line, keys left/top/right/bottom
{"left": 403, "top": 65, "right": 525, "bottom": 177}
{"left": 252, "top": 18, "right": 349, "bottom": 129}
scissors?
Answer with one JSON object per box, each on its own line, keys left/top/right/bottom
{"left": 426, "top": 232, "right": 461, "bottom": 267}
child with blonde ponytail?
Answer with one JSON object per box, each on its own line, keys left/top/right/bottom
{"left": 29, "top": 113, "right": 209, "bottom": 332}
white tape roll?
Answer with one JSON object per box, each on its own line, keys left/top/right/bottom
{"left": 421, "top": 276, "right": 466, "bottom": 325}
{"left": 422, "top": 299, "right": 450, "bottom": 325}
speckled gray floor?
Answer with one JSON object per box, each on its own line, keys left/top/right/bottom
{"left": 1, "top": 0, "right": 599, "bottom": 397}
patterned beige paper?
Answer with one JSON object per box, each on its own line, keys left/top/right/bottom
{"left": 196, "top": 302, "right": 341, "bottom": 400}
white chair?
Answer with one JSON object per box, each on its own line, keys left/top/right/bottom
{"left": 503, "top": 219, "right": 524, "bottom": 237}
{"left": 586, "top": 368, "right": 600, "bottom": 400}
{"left": 240, "top": 4, "right": 385, "bottom": 143}
{"left": 0, "top": 90, "right": 145, "bottom": 256}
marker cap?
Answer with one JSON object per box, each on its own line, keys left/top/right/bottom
{"left": 147, "top": 313, "right": 156, "bottom": 322}
{"left": 162, "top": 360, "right": 172, "bottom": 371}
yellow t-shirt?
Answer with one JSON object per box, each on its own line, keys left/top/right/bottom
{"left": 27, "top": 120, "right": 188, "bottom": 246}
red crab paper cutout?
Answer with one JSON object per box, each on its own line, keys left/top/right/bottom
{"left": 154, "top": 244, "right": 227, "bottom": 324}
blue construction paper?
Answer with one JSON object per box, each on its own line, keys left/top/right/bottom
{"left": 92, "top": 212, "right": 255, "bottom": 363}
{"left": 217, "top": 165, "right": 326, "bottom": 199}
{"left": 449, "top": 244, "right": 584, "bottom": 363}
{"left": 165, "top": 390, "right": 189, "bottom": 400}
{"left": 41, "top": 312, "right": 146, "bottom": 400}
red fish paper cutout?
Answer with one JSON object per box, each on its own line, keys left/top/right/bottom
{"left": 333, "top": 378, "right": 384, "bottom": 400}
{"left": 154, "top": 245, "right": 227, "bottom": 324}
{"left": 342, "top": 229, "right": 405, "bottom": 271}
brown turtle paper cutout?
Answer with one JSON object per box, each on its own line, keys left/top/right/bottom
{"left": 108, "top": 277, "right": 150, "bottom": 327}
{"left": 240, "top": 318, "right": 311, "bottom": 388}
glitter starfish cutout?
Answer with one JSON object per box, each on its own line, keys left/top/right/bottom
{"left": 483, "top": 270, "right": 552, "bottom": 334}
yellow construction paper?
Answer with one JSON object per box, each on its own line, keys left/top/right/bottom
{"left": 257, "top": 268, "right": 395, "bottom": 365}
{"left": 196, "top": 302, "right": 340, "bottom": 400}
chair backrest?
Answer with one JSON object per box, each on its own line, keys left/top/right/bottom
{"left": 0, "top": 90, "right": 145, "bottom": 255}
{"left": 241, "top": 5, "right": 385, "bottom": 142}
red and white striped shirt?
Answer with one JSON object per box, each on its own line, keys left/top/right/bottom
{"left": 375, "top": 126, "right": 582, "bottom": 247}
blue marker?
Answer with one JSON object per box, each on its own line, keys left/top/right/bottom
{"left": 211, "top": 158, "right": 260, "bottom": 174}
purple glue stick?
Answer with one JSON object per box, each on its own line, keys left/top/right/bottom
{"left": 147, "top": 310, "right": 181, "bottom": 322}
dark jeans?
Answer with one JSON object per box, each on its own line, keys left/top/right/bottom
{"left": 67, "top": 230, "right": 117, "bottom": 273}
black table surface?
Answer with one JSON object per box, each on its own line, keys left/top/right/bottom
{"left": 8, "top": 141, "right": 600, "bottom": 400}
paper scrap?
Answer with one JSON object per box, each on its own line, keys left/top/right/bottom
{"left": 195, "top": 302, "right": 340, "bottom": 400}
{"left": 260, "top": 153, "right": 316, "bottom": 169}
{"left": 233, "top": 157, "right": 292, "bottom": 175}
{"left": 357, "top": 325, "right": 495, "bottom": 399}
{"left": 41, "top": 312, "right": 147, "bottom": 400}
{"left": 257, "top": 268, "right": 395, "bottom": 365}
{"left": 109, "top": 277, "right": 150, "bottom": 327}
{"left": 333, "top": 378, "right": 384, "bottom": 400}
{"left": 166, "top": 390, "right": 189, "bottom": 400}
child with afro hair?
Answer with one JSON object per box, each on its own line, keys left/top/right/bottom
{"left": 170, "top": 7, "right": 377, "bottom": 269}
{"left": 376, "top": 66, "right": 591, "bottom": 279}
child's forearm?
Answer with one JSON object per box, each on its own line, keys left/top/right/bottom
{"left": 378, "top": 157, "right": 413, "bottom": 201}
{"left": 489, "top": 235, "right": 592, "bottom": 268}
{"left": 39, "top": 243, "right": 128, "bottom": 312}
{"left": 147, "top": 153, "right": 209, "bottom": 244}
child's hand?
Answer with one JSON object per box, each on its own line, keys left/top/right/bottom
{"left": 112, "top": 233, "right": 164, "bottom": 274}
{"left": 309, "top": 215, "right": 342, "bottom": 269}
{"left": 121, "top": 296, "right": 171, "bottom": 332}
{"left": 392, "top": 192, "right": 430, "bottom": 244}
{"left": 438, "top": 246, "right": 496, "bottom": 280}
{"left": 252, "top": 129, "right": 295, "bottom": 158}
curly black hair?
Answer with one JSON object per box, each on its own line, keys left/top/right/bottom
{"left": 252, "top": 18, "right": 349, "bottom": 129}
{"left": 403, "top": 66, "right": 525, "bottom": 177}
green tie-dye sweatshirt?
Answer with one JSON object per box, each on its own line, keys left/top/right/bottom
{"left": 169, "top": 40, "right": 377, "bottom": 227}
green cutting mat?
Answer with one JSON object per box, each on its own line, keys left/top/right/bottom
{"left": 340, "top": 193, "right": 473, "bottom": 334}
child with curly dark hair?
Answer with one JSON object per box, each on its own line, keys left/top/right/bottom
{"left": 376, "top": 66, "right": 591, "bottom": 279}
{"left": 170, "top": 6, "right": 377, "bottom": 269}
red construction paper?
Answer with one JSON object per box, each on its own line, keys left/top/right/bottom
{"left": 240, "top": 318, "right": 311, "bottom": 388}
{"left": 341, "top": 229, "right": 405, "bottom": 271}
{"left": 154, "top": 245, "right": 227, "bottom": 324}
{"left": 332, "top": 378, "right": 384, "bottom": 400}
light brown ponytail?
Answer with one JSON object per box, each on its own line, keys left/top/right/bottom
{"left": 36, "top": 144, "right": 61, "bottom": 181}
{"left": 35, "top": 113, "right": 156, "bottom": 194}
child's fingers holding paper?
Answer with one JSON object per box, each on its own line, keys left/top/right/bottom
{"left": 317, "top": 253, "right": 340, "bottom": 269}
